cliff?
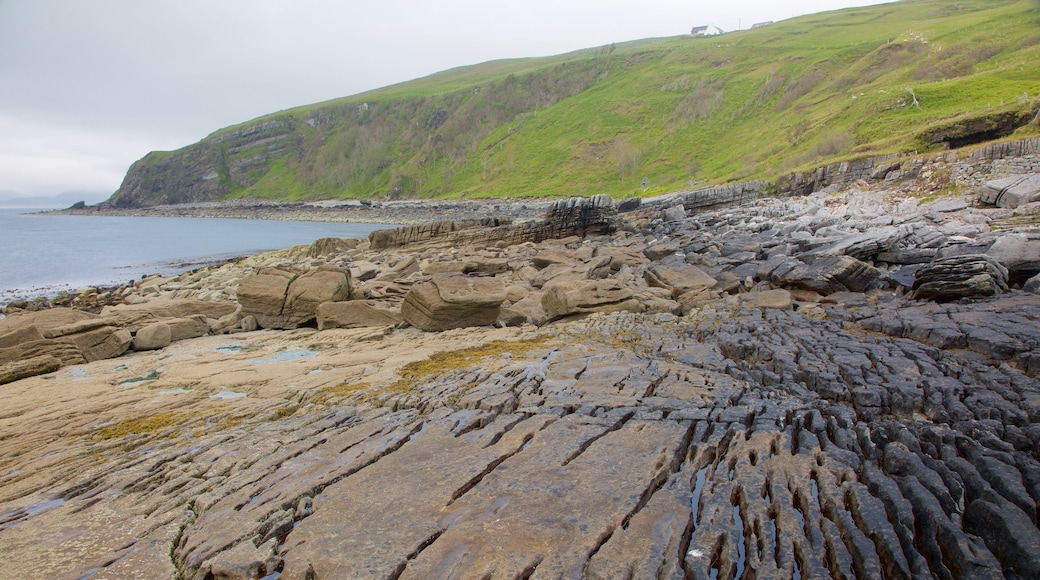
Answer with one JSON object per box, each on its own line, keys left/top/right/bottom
{"left": 105, "top": 0, "right": 1040, "bottom": 208}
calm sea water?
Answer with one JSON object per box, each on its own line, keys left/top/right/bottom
{"left": 0, "top": 208, "right": 394, "bottom": 300}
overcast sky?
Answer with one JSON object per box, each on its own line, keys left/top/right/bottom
{"left": 0, "top": 0, "right": 897, "bottom": 201}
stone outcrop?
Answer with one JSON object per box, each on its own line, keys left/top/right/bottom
{"left": 400, "top": 274, "right": 507, "bottom": 331}
{"left": 7, "top": 188, "right": 1040, "bottom": 578}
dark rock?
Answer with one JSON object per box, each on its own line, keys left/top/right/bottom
{"left": 986, "top": 232, "right": 1040, "bottom": 282}
{"left": 911, "top": 255, "right": 1009, "bottom": 301}
{"left": 770, "top": 255, "right": 883, "bottom": 294}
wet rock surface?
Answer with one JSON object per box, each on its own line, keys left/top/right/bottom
{"left": 3, "top": 187, "right": 1040, "bottom": 578}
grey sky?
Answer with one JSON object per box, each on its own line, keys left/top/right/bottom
{"left": 0, "top": 0, "right": 897, "bottom": 201}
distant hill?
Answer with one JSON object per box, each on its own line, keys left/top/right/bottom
{"left": 0, "top": 191, "right": 109, "bottom": 209}
{"left": 105, "top": 0, "right": 1040, "bottom": 208}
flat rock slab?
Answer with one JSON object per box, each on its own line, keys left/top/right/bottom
{"left": 2, "top": 301, "right": 1040, "bottom": 578}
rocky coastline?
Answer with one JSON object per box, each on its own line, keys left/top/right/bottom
{"left": 2, "top": 168, "right": 1040, "bottom": 578}
{"left": 42, "top": 197, "right": 554, "bottom": 226}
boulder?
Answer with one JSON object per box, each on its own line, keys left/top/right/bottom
{"left": 401, "top": 274, "right": 507, "bottom": 332}
{"left": 285, "top": 268, "right": 353, "bottom": 324}
{"left": 236, "top": 267, "right": 297, "bottom": 328}
{"left": 132, "top": 323, "right": 172, "bottom": 351}
{"left": 316, "top": 301, "right": 402, "bottom": 330}
{"left": 1025, "top": 272, "right": 1040, "bottom": 294}
{"left": 978, "top": 174, "right": 1040, "bottom": 208}
{"left": 643, "top": 264, "right": 716, "bottom": 298}
{"left": 911, "top": 255, "right": 1009, "bottom": 301}
{"left": 54, "top": 326, "right": 133, "bottom": 362}
{"left": 662, "top": 204, "right": 687, "bottom": 222}
{"left": 238, "top": 267, "right": 353, "bottom": 329}
{"left": 986, "top": 233, "right": 1040, "bottom": 282}
{"left": 770, "top": 255, "right": 883, "bottom": 294}
{"left": 541, "top": 279, "right": 641, "bottom": 320}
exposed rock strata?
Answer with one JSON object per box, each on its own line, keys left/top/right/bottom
{"left": 3, "top": 188, "right": 1040, "bottom": 578}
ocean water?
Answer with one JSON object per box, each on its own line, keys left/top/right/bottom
{"left": 0, "top": 208, "right": 395, "bottom": 300}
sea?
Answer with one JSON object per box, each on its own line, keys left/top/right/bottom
{"left": 0, "top": 208, "right": 395, "bottom": 301}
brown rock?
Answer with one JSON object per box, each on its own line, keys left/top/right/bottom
{"left": 238, "top": 267, "right": 353, "bottom": 329}
{"left": 644, "top": 264, "right": 716, "bottom": 298}
{"left": 236, "top": 267, "right": 297, "bottom": 328}
{"left": 316, "top": 301, "right": 402, "bottom": 330}
{"left": 541, "top": 279, "right": 640, "bottom": 320}
{"left": 401, "top": 274, "right": 507, "bottom": 331}
{"left": 0, "top": 355, "right": 61, "bottom": 386}
{"left": 132, "top": 323, "right": 172, "bottom": 351}
{"left": 284, "top": 268, "right": 353, "bottom": 324}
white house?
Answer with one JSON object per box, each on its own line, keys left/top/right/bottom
{"left": 691, "top": 24, "right": 725, "bottom": 37}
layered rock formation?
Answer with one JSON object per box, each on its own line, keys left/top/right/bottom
{"left": 2, "top": 186, "right": 1040, "bottom": 578}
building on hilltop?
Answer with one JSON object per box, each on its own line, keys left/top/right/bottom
{"left": 690, "top": 24, "right": 724, "bottom": 37}
{"left": 751, "top": 21, "right": 773, "bottom": 29}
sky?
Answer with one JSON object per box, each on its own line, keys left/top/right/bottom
{"left": 0, "top": 0, "right": 898, "bottom": 202}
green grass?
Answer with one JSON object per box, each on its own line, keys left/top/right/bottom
{"left": 119, "top": 0, "right": 1040, "bottom": 204}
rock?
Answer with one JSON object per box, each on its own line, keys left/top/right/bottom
{"left": 284, "top": 268, "right": 353, "bottom": 324}
{"left": 1026, "top": 272, "right": 1040, "bottom": 294}
{"left": 132, "top": 323, "right": 172, "bottom": 351}
{"left": 924, "top": 199, "right": 968, "bottom": 213}
{"left": 735, "top": 289, "right": 794, "bottom": 310}
{"left": 3, "top": 299, "right": 29, "bottom": 312}
{"left": 802, "top": 225, "right": 911, "bottom": 261}
{"left": 978, "top": 174, "right": 1040, "bottom": 208}
{"left": 236, "top": 267, "right": 297, "bottom": 328}
{"left": 644, "top": 239, "right": 681, "bottom": 261}
{"left": 0, "top": 355, "right": 61, "bottom": 386}
{"left": 616, "top": 197, "right": 642, "bottom": 212}
{"left": 643, "top": 264, "right": 716, "bottom": 298}
{"left": 56, "top": 326, "right": 133, "bottom": 362}
{"left": 540, "top": 194, "right": 618, "bottom": 240}
{"left": 541, "top": 279, "right": 640, "bottom": 319}
{"left": 662, "top": 204, "right": 687, "bottom": 222}
{"left": 0, "top": 324, "right": 45, "bottom": 349}
{"left": 401, "top": 274, "right": 507, "bottom": 331}
{"left": 316, "top": 301, "right": 402, "bottom": 330}
{"left": 911, "top": 255, "right": 1009, "bottom": 301}
{"left": 770, "top": 255, "right": 883, "bottom": 294}
{"left": 986, "top": 232, "right": 1040, "bottom": 282}
{"left": 238, "top": 267, "right": 353, "bottom": 329}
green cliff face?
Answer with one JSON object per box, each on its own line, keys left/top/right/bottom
{"left": 106, "top": 0, "right": 1040, "bottom": 208}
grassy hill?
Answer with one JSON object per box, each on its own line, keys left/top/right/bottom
{"left": 108, "top": 0, "right": 1040, "bottom": 207}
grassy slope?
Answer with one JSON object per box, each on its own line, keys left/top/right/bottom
{"left": 184, "top": 0, "right": 1040, "bottom": 201}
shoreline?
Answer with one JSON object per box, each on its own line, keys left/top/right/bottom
{"left": 40, "top": 197, "right": 554, "bottom": 225}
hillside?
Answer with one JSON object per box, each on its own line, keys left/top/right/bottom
{"left": 105, "top": 0, "right": 1040, "bottom": 208}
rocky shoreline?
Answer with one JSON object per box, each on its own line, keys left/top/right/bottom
{"left": 42, "top": 197, "right": 555, "bottom": 226}
{"left": 2, "top": 173, "right": 1040, "bottom": 577}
